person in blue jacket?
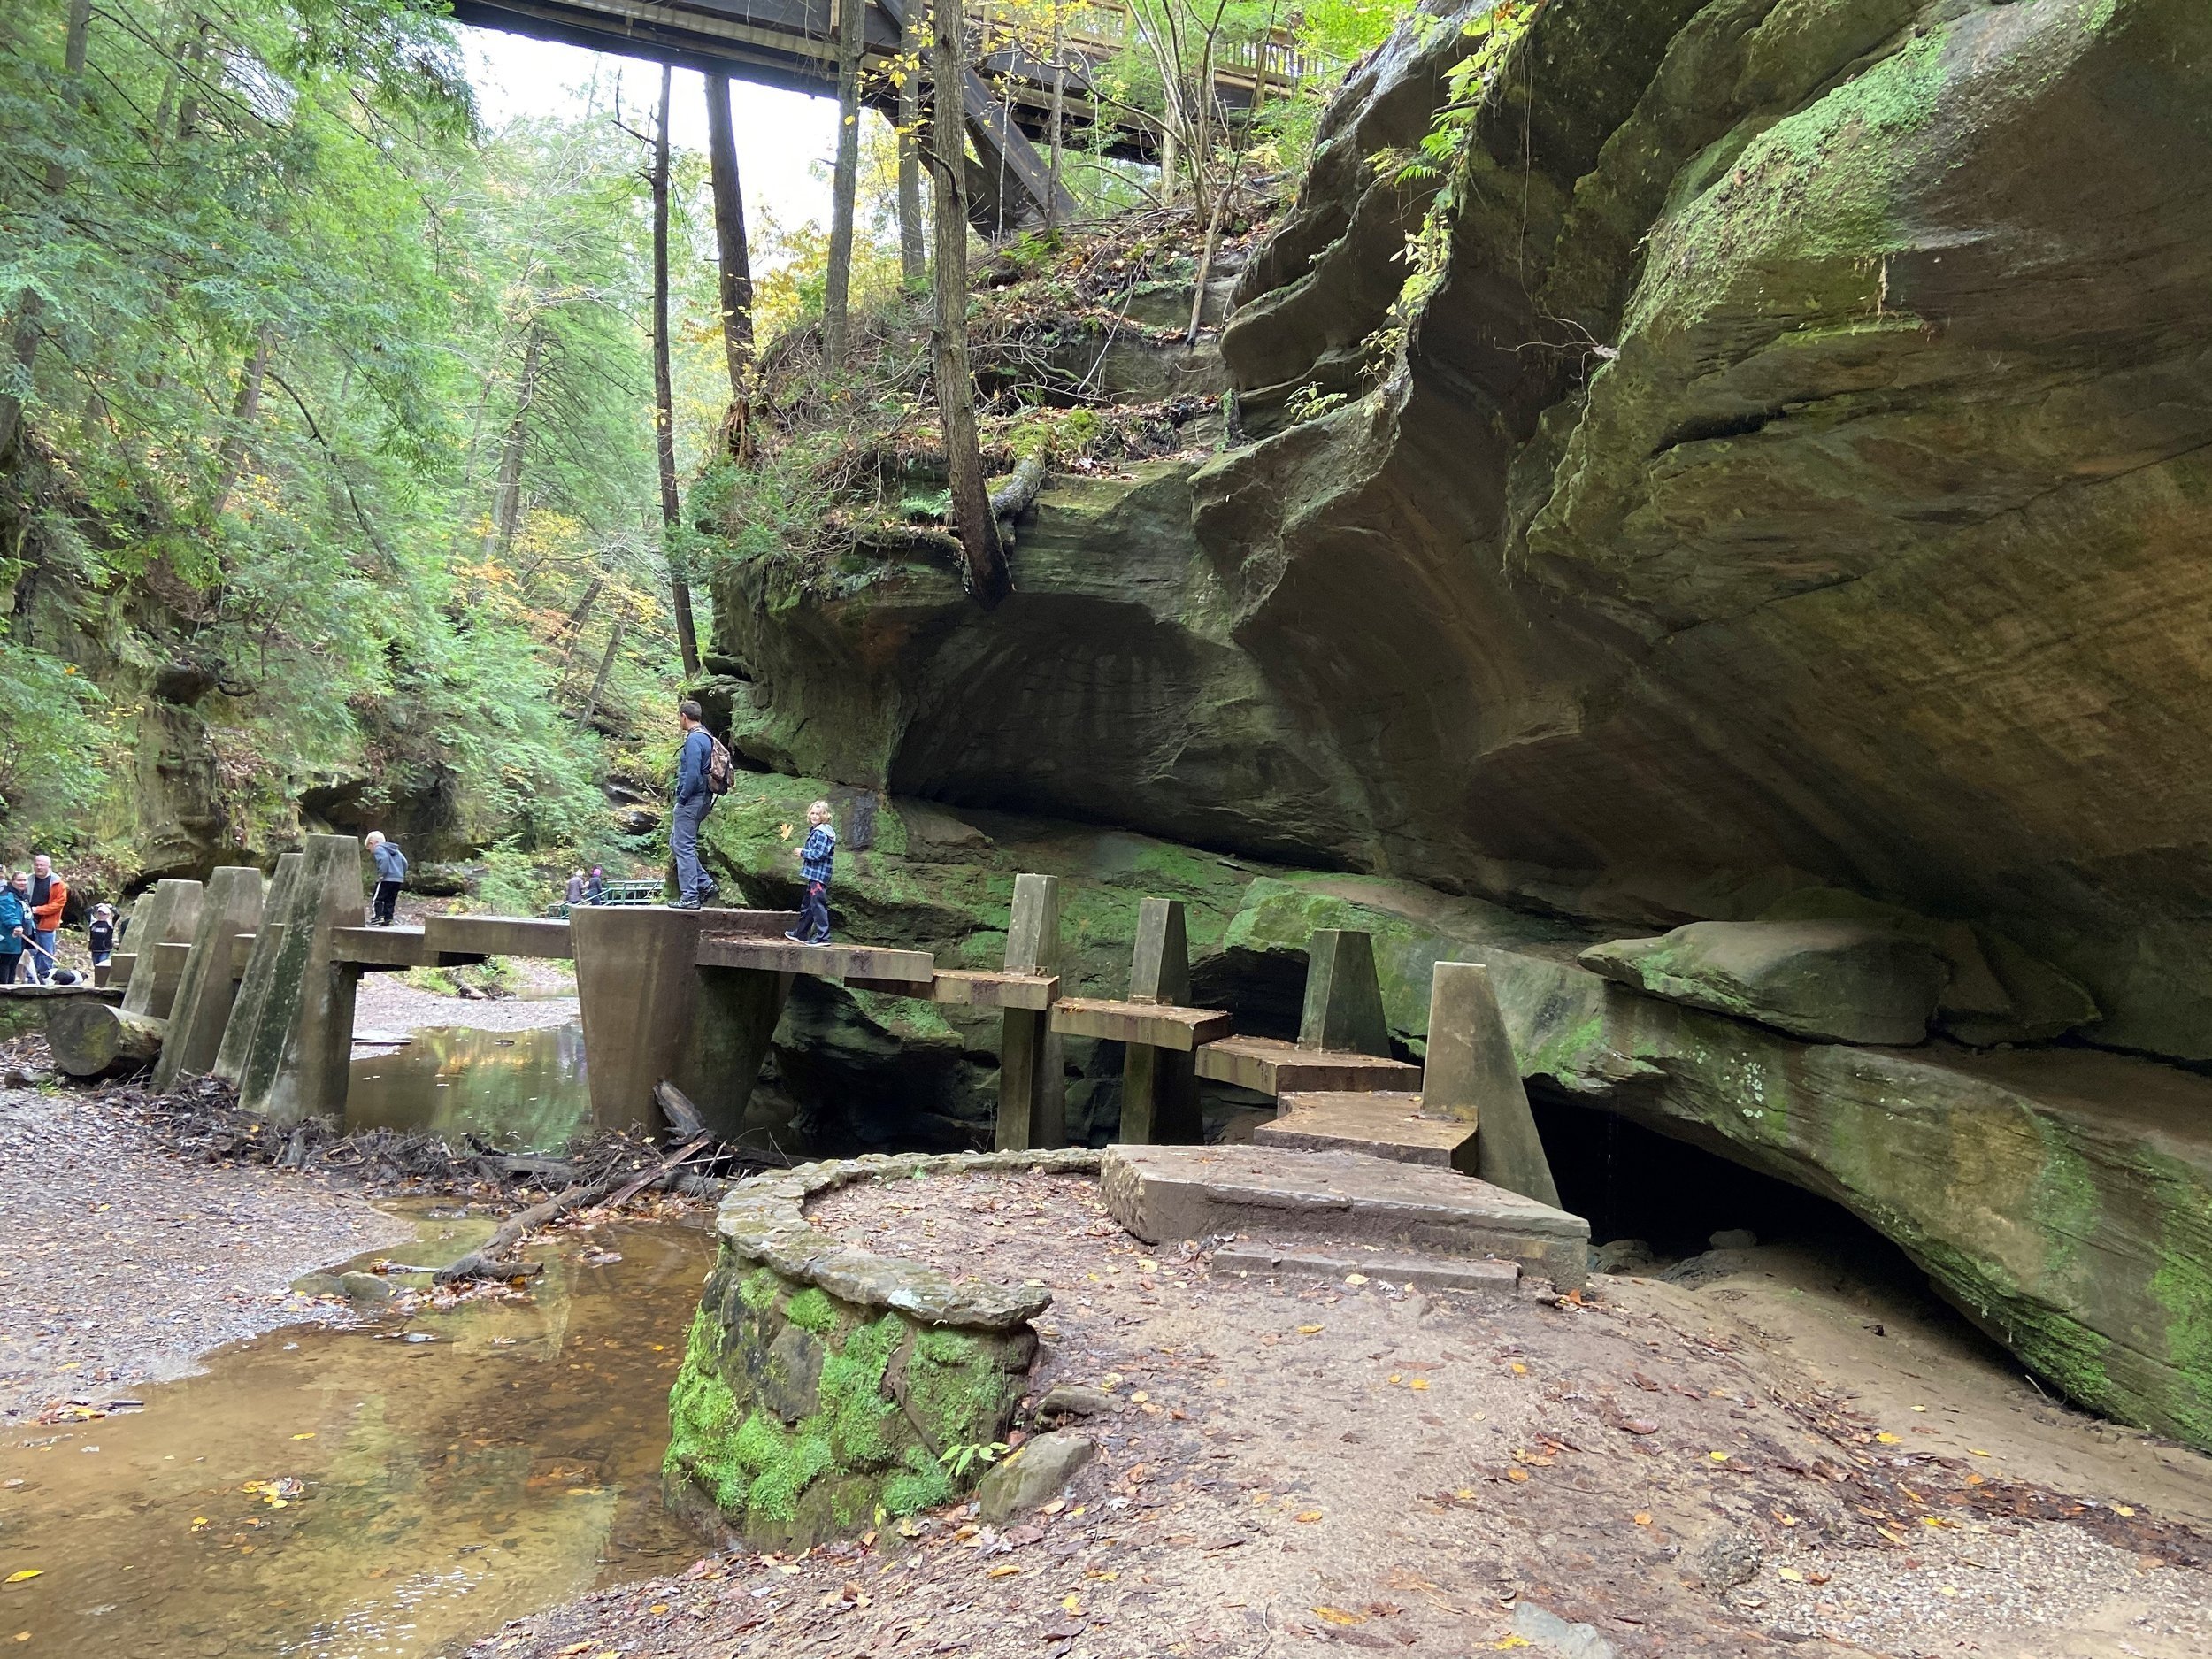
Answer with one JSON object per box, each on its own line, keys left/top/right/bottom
{"left": 365, "top": 830, "right": 408, "bottom": 926}
{"left": 0, "top": 872, "right": 30, "bottom": 985}
{"left": 671, "top": 700, "right": 718, "bottom": 911}
{"left": 784, "top": 799, "right": 836, "bottom": 945}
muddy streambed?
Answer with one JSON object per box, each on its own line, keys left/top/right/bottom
{"left": 0, "top": 1212, "right": 713, "bottom": 1656}
{"left": 347, "top": 1025, "right": 589, "bottom": 1151}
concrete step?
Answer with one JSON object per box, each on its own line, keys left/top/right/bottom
{"left": 1194, "top": 1034, "right": 1422, "bottom": 1096}
{"left": 1255, "top": 1090, "right": 1475, "bottom": 1171}
{"left": 1210, "top": 1241, "right": 1521, "bottom": 1296}
{"left": 1102, "top": 1143, "right": 1588, "bottom": 1290}
{"left": 1049, "top": 996, "right": 1232, "bottom": 1051}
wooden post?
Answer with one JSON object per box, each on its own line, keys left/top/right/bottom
{"left": 1119, "top": 897, "right": 1199, "bottom": 1144}
{"left": 214, "top": 850, "right": 301, "bottom": 1087}
{"left": 1423, "top": 961, "right": 1560, "bottom": 1206}
{"left": 238, "top": 835, "right": 365, "bottom": 1127}
{"left": 152, "top": 865, "right": 265, "bottom": 1091}
{"left": 1298, "top": 929, "right": 1391, "bottom": 1056}
{"left": 996, "top": 873, "right": 1063, "bottom": 1149}
{"left": 120, "top": 879, "right": 204, "bottom": 1021}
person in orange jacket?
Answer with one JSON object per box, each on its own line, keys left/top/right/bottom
{"left": 25, "top": 853, "right": 65, "bottom": 984}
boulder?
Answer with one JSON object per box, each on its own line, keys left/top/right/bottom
{"left": 1036, "top": 1383, "right": 1119, "bottom": 1419}
{"left": 976, "top": 1432, "right": 1095, "bottom": 1523}
{"left": 1577, "top": 921, "right": 1947, "bottom": 1046}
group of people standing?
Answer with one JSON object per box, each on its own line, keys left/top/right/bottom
{"left": 0, "top": 855, "right": 113, "bottom": 985}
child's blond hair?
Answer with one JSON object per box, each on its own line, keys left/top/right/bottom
{"left": 808, "top": 799, "right": 832, "bottom": 819}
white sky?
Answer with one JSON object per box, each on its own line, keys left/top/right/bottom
{"left": 459, "top": 25, "right": 841, "bottom": 233}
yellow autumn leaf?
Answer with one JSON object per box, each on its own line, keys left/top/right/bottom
{"left": 1506, "top": 1469, "right": 1530, "bottom": 1483}
{"left": 1708, "top": 1452, "right": 1730, "bottom": 1463}
{"left": 4, "top": 1572, "right": 39, "bottom": 1584}
{"left": 987, "top": 1564, "right": 1021, "bottom": 1578}
{"left": 1875, "top": 1432, "right": 1901, "bottom": 1445}
{"left": 1295, "top": 1510, "right": 1324, "bottom": 1523}
{"left": 1509, "top": 1363, "right": 1528, "bottom": 1375}
{"left": 1495, "top": 1639, "right": 1532, "bottom": 1651}
{"left": 1969, "top": 1448, "right": 1993, "bottom": 1457}
{"left": 1311, "top": 1607, "right": 1364, "bottom": 1626}
{"left": 1297, "top": 1325, "right": 1323, "bottom": 1335}
{"left": 1778, "top": 1567, "right": 1802, "bottom": 1582}
{"left": 1062, "top": 1594, "right": 1080, "bottom": 1611}
{"left": 291, "top": 1432, "right": 315, "bottom": 1440}
{"left": 1632, "top": 1512, "right": 1652, "bottom": 1525}
{"left": 1409, "top": 1379, "right": 1430, "bottom": 1392}
{"left": 2116, "top": 1504, "right": 2137, "bottom": 1517}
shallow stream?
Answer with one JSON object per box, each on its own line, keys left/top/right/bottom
{"left": 346, "top": 1025, "right": 590, "bottom": 1150}
{"left": 0, "top": 1210, "right": 713, "bottom": 1657}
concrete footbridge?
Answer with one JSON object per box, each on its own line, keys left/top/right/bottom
{"left": 62, "top": 832, "right": 1580, "bottom": 1280}
{"left": 449, "top": 0, "right": 1314, "bottom": 227}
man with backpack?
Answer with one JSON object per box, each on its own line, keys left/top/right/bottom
{"left": 672, "top": 700, "right": 733, "bottom": 910}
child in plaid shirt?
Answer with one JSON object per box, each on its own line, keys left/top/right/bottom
{"left": 785, "top": 800, "right": 837, "bottom": 945}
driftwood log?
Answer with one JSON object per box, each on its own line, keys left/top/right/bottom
{"left": 434, "top": 1134, "right": 711, "bottom": 1284}
{"left": 48, "top": 1000, "right": 167, "bottom": 1078}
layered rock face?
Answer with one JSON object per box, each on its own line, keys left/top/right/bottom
{"left": 1208, "top": 0, "right": 2212, "bottom": 1062}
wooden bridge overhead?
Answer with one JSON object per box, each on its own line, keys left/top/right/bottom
{"left": 449, "top": 0, "right": 1312, "bottom": 227}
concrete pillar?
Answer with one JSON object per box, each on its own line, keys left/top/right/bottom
{"left": 152, "top": 865, "right": 266, "bottom": 1091}
{"left": 120, "top": 879, "right": 204, "bottom": 1020}
{"left": 1298, "top": 929, "right": 1390, "bottom": 1056}
{"left": 1120, "top": 897, "right": 1199, "bottom": 1144}
{"left": 214, "top": 851, "right": 301, "bottom": 1087}
{"left": 996, "top": 873, "right": 1064, "bottom": 1150}
{"left": 572, "top": 906, "right": 703, "bottom": 1133}
{"left": 238, "top": 835, "right": 365, "bottom": 1127}
{"left": 1424, "top": 961, "right": 1560, "bottom": 1208}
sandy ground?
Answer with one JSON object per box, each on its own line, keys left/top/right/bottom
{"left": 475, "top": 1169, "right": 2212, "bottom": 1659}
{"left": 0, "top": 1086, "right": 409, "bottom": 1425}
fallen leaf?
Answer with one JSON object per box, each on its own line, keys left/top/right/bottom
{"left": 1875, "top": 1432, "right": 1901, "bottom": 1445}
{"left": 1312, "top": 1607, "right": 1365, "bottom": 1626}
{"left": 1969, "top": 1448, "right": 1993, "bottom": 1458}
{"left": 291, "top": 1432, "right": 315, "bottom": 1440}
{"left": 1778, "top": 1567, "right": 1802, "bottom": 1582}
{"left": 3, "top": 1574, "right": 38, "bottom": 1586}
{"left": 1297, "top": 1325, "right": 1324, "bottom": 1336}
{"left": 1632, "top": 1513, "right": 1651, "bottom": 1525}
{"left": 987, "top": 1564, "right": 1021, "bottom": 1578}
{"left": 556, "top": 1645, "right": 591, "bottom": 1657}
{"left": 1494, "top": 1639, "right": 1531, "bottom": 1651}
{"left": 1344, "top": 1273, "right": 1369, "bottom": 1286}
{"left": 1506, "top": 1469, "right": 1529, "bottom": 1483}
{"left": 1708, "top": 1452, "right": 1730, "bottom": 1463}
{"left": 1622, "top": 1418, "right": 1658, "bottom": 1435}
{"left": 1408, "top": 1379, "right": 1430, "bottom": 1392}
{"left": 2116, "top": 1504, "right": 2137, "bottom": 1517}
{"left": 1295, "top": 1510, "right": 1324, "bottom": 1523}
{"left": 1509, "top": 1363, "right": 1528, "bottom": 1376}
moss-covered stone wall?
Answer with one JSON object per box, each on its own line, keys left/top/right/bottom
{"left": 664, "top": 1148, "right": 1099, "bottom": 1548}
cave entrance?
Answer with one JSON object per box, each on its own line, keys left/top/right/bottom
{"left": 1526, "top": 1083, "right": 2010, "bottom": 1363}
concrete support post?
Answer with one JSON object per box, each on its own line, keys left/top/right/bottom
{"left": 214, "top": 851, "right": 301, "bottom": 1086}
{"left": 1298, "top": 929, "right": 1391, "bottom": 1056}
{"left": 152, "top": 865, "right": 266, "bottom": 1090}
{"left": 120, "top": 879, "right": 204, "bottom": 1020}
{"left": 239, "top": 835, "right": 365, "bottom": 1127}
{"left": 573, "top": 906, "right": 703, "bottom": 1133}
{"left": 1423, "top": 961, "right": 1560, "bottom": 1207}
{"left": 1120, "top": 897, "right": 1199, "bottom": 1144}
{"left": 996, "top": 873, "right": 1064, "bottom": 1150}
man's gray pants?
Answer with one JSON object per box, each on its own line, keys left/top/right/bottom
{"left": 671, "top": 796, "right": 713, "bottom": 902}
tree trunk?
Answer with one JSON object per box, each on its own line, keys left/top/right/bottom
{"left": 484, "top": 321, "right": 542, "bottom": 560}
{"left": 210, "top": 328, "right": 272, "bottom": 517}
{"left": 896, "top": 4, "right": 927, "bottom": 287}
{"left": 652, "top": 65, "right": 703, "bottom": 679}
{"left": 49, "top": 1001, "right": 167, "bottom": 1079}
{"left": 1046, "top": 5, "right": 1066, "bottom": 235}
{"left": 824, "top": 0, "right": 867, "bottom": 372}
{"left": 0, "top": 0, "right": 93, "bottom": 461}
{"left": 585, "top": 613, "right": 627, "bottom": 722}
{"left": 927, "top": 0, "right": 1011, "bottom": 608}
{"left": 703, "top": 73, "right": 755, "bottom": 402}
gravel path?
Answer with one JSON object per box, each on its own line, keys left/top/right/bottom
{"left": 0, "top": 1087, "right": 410, "bottom": 1425}
{"left": 479, "top": 1170, "right": 2212, "bottom": 1659}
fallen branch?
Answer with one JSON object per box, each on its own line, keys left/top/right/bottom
{"left": 434, "top": 1134, "right": 712, "bottom": 1284}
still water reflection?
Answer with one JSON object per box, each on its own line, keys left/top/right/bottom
{"left": 347, "top": 1025, "right": 589, "bottom": 1151}
{"left": 0, "top": 1214, "right": 713, "bottom": 1658}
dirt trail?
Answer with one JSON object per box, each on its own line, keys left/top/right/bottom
{"left": 475, "top": 1170, "right": 2212, "bottom": 1659}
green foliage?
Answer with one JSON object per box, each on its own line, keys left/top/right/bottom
{"left": 783, "top": 1287, "right": 841, "bottom": 1333}
{"left": 937, "top": 1440, "right": 1010, "bottom": 1479}
{"left": 0, "top": 0, "right": 699, "bottom": 864}
{"left": 0, "top": 626, "right": 111, "bottom": 849}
